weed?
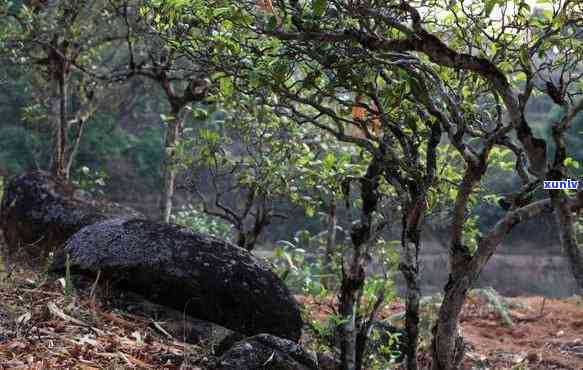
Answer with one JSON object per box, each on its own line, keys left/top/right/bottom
{"left": 471, "top": 287, "right": 513, "bottom": 327}
{"left": 64, "top": 254, "right": 74, "bottom": 301}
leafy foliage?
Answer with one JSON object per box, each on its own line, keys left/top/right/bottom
{"left": 170, "top": 204, "right": 231, "bottom": 239}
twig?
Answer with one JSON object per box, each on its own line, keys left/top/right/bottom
{"left": 118, "top": 351, "right": 154, "bottom": 368}
{"left": 19, "top": 289, "right": 62, "bottom": 296}
{"left": 149, "top": 321, "right": 175, "bottom": 340}
{"left": 539, "top": 297, "right": 546, "bottom": 317}
{"left": 47, "top": 302, "right": 88, "bottom": 327}
{"left": 89, "top": 270, "right": 101, "bottom": 325}
{"left": 89, "top": 270, "right": 101, "bottom": 301}
{"left": 100, "top": 312, "right": 139, "bottom": 329}
{"left": 262, "top": 352, "right": 275, "bottom": 366}
{"left": 46, "top": 302, "right": 106, "bottom": 336}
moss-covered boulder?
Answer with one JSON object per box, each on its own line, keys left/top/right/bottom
{"left": 50, "top": 218, "right": 303, "bottom": 341}
{"left": 0, "top": 171, "right": 141, "bottom": 268}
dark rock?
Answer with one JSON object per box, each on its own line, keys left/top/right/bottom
{"left": 0, "top": 171, "right": 141, "bottom": 268}
{"left": 50, "top": 218, "right": 303, "bottom": 341}
{"left": 211, "top": 334, "right": 318, "bottom": 370}
{"left": 214, "top": 332, "right": 247, "bottom": 356}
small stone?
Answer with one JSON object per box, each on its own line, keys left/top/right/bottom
{"left": 526, "top": 351, "right": 542, "bottom": 362}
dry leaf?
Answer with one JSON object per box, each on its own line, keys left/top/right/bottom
{"left": 16, "top": 312, "right": 31, "bottom": 325}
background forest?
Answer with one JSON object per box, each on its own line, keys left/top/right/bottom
{"left": 1, "top": 1, "right": 583, "bottom": 370}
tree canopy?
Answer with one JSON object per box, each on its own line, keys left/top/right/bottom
{"left": 1, "top": 1, "right": 583, "bottom": 369}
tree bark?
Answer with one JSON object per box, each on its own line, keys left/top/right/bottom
{"left": 338, "top": 159, "right": 381, "bottom": 370}
{"left": 46, "top": 38, "right": 74, "bottom": 181}
{"left": 235, "top": 223, "right": 263, "bottom": 252}
{"left": 430, "top": 264, "right": 470, "bottom": 370}
{"left": 58, "top": 70, "right": 69, "bottom": 180}
{"left": 160, "top": 106, "right": 185, "bottom": 223}
{"left": 389, "top": 187, "right": 430, "bottom": 370}
{"left": 49, "top": 70, "right": 69, "bottom": 180}
{"left": 65, "top": 119, "right": 87, "bottom": 178}
{"left": 548, "top": 118, "right": 583, "bottom": 294}
{"left": 236, "top": 230, "right": 257, "bottom": 251}
{"left": 323, "top": 202, "right": 337, "bottom": 289}
{"left": 338, "top": 270, "right": 361, "bottom": 370}
{"left": 400, "top": 220, "right": 421, "bottom": 370}
{"left": 550, "top": 192, "right": 583, "bottom": 294}
{"left": 48, "top": 80, "right": 61, "bottom": 176}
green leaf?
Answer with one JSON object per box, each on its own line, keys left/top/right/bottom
{"left": 323, "top": 152, "right": 335, "bottom": 170}
{"left": 519, "top": 48, "right": 530, "bottom": 67}
{"left": 160, "top": 113, "right": 176, "bottom": 123}
{"left": 312, "top": 0, "right": 327, "bottom": 17}
{"left": 213, "top": 7, "right": 231, "bottom": 18}
{"left": 484, "top": 0, "right": 497, "bottom": 16}
{"left": 514, "top": 72, "right": 527, "bottom": 82}
{"left": 565, "top": 157, "right": 580, "bottom": 169}
{"left": 219, "top": 76, "right": 234, "bottom": 97}
{"left": 266, "top": 15, "right": 278, "bottom": 31}
{"left": 191, "top": 107, "right": 208, "bottom": 121}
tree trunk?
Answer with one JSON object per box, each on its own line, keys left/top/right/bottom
{"left": 58, "top": 72, "right": 69, "bottom": 180}
{"left": 48, "top": 81, "right": 61, "bottom": 176}
{"left": 65, "top": 121, "right": 86, "bottom": 178}
{"left": 548, "top": 123, "right": 583, "bottom": 294}
{"left": 323, "top": 202, "right": 337, "bottom": 289}
{"left": 49, "top": 68, "right": 69, "bottom": 180}
{"left": 236, "top": 230, "right": 257, "bottom": 251}
{"left": 430, "top": 264, "right": 470, "bottom": 370}
{"left": 236, "top": 231, "right": 247, "bottom": 250}
{"left": 160, "top": 106, "right": 185, "bottom": 222}
{"left": 430, "top": 198, "right": 556, "bottom": 370}
{"left": 338, "top": 263, "right": 364, "bottom": 370}
{"left": 397, "top": 192, "right": 428, "bottom": 370}
{"left": 551, "top": 191, "right": 583, "bottom": 293}
{"left": 400, "top": 230, "right": 421, "bottom": 370}
{"left": 338, "top": 159, "right": 381, "bottom": 370}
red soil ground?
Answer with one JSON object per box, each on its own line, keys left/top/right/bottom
{"left": 298, "top": 293, "right": 583, "bottom": 369}
{"left": 1, "top": 273, "right": 581, "bottom": 369}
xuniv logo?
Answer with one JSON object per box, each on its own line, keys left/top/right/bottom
{"left": 543, "top": 179, "right": 580, "bottom": 190}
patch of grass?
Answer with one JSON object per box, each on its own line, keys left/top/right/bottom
{"left": 470, "top": 287, "right": 513, "bottom": 327}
